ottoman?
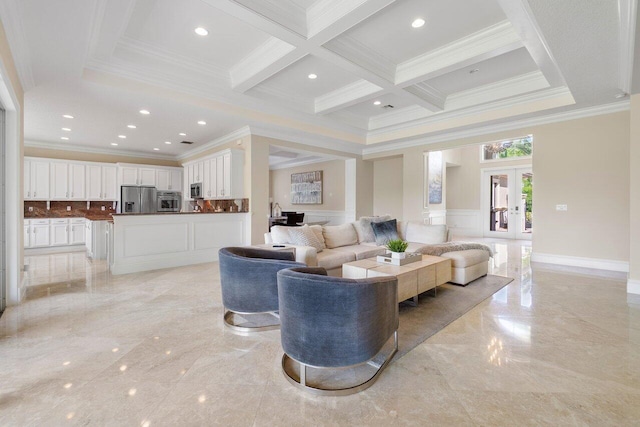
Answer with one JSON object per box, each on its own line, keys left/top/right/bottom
{"left": 439, "top": 249, "right": 490, "bottom": 285}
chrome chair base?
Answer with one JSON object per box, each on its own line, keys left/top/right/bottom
{"left": 281, "top": 331, "right": 398, "bottom": 396}
{"left": 223, "top": 310, "right": 280, "bottom": 333}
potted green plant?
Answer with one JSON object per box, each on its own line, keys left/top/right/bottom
{"left": 386, "top": 239, "right": 409, "bottom": 259}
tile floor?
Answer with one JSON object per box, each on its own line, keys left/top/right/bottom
{"left": 1, "top": 240, "right": 639, "bottom": 426}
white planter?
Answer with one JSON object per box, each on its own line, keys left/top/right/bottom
{"left": 391, "top": 251, "right": 406, "bottom": 260}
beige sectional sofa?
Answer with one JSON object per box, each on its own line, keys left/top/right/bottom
{"left": 264, "top": 217, "right": 492, "bottom": 285}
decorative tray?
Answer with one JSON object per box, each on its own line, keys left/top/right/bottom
{"left": 376, "top": 252, "right": 422, "bottom": 266}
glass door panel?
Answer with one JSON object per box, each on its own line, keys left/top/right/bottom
{"left": 483, "top": 167, "right": 532, "bottom": 240}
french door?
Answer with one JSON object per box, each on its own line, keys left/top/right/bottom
{"left": 482, "top": 166, "right": 532, "bottom": 240}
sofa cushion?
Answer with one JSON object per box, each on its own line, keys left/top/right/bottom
{"left": 309, "top": 225, "right": 326, "bottom": 249}
{"left": 371, "top": 219, "right": 399, "bottom": 245}
{"left": 332, "top": 244, "right": 387, "bottom": 261}
{"left": 405, "top": 222, "right": 448, "bottom": 244}
{"left": 405, "top": 242, "right": 429, "bottom": 254}
{"left": 439, "top": 249, "right": 490, "bottom": 268}
{"left": 288, "top": 225, "right": 324, "bottom": 253}
{"left": 323, "top": 223, "right": 358, "bottom": 248}
{"left": 353, "top": 215, "right": 391, "bottom": 243}
{"left": 316, "top": 249, "right": 356, "bottom": 270}
{"left": 270, "top": 225, "right": 292, "bottom": 244}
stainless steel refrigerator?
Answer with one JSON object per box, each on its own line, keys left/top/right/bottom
{"left": 120, "top": 186, "right": 157, "bottom": 213}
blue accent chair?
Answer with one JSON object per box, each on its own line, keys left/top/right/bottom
{"left": 277, "top": 267, "right": 398, "bottom": 395}
{"left": 218, "top": 247, "right": 305, "bottom": 332}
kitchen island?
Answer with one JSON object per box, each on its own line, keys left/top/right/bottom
{"left": 109, "top": 212, "right": 250, "bottom": 275}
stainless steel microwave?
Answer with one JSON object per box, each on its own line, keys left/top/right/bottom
{"left": 157, "top": 191, "right": 182, "bottom": 212}
{"left": 190, "top": 182, "right": 203, "bottom": 199}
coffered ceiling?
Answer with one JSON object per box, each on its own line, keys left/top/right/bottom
{"left": 0, "top": 0, "right": 636, "bottom": 159}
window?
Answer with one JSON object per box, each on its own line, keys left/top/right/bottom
{"left": 481, "top": 135, "right": 532, "bottom": 162}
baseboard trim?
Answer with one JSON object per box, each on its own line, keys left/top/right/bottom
{"left": 531, "top": 252, "right": 629, "bottom": 273}
{"left": 628, "top": 279, "right": 640, "bottom": 295}
{"left": 25, "top": 245, "right": 86, "bottom": 255}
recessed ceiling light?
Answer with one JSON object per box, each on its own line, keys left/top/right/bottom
{"left": 118, "top": 135, "right": 127, "bottom": 139}
{"left": 469, "top": 68, "right": 480, "bottom": 74}
{"left": 111, "top": 143, "right": 118, "bottom": 146}
{"left": 197, "top": 120, "right": 206, "bottom": 125}
{"left": 373, "top": 101, "right": 381, "bottom": 105}
{"left": 194, "top": 27, "right": 209, "bottom": 36}
{"left": 127, "top": 125, "right": 137, "bottom": 129}
{"left": 62, "top": 114, "right": 74, "bottom": 119}
{"left": 308, "top": 73, "right": 317, "bottom": 79}
{"left": 411, "top": 18, "right": 425, "bottom": 28}
{"left": 61, "top": 127, "right": 71, "bottom": 131}
{"left": 165, "top": 141, "right": 172, "bottom": 145}
{"left": 153, "top": 148, "right": 160, "bottom": 151}
{"left": 139, "top": 109, "right": 150, "bottom": 115}
{"left": 60, "top": 137, "right": 69, "bottom": 140}
{"left": 179, "top": 132, "right": 186, "bottom": 136}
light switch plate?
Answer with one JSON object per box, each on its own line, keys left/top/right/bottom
{"left": 556, "top": 204, "right": 568, "bottom": 211}
{"left": 101, "top": 206, "right": 105, "bottom": 211}
{"left": 66, "top": 206, "right": 71, "bottom": 211}
{"left": 28, "top": 206, "right": 33, "bottom": 212}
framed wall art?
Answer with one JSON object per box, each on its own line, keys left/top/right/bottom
{"left": 291, "top": 170, "right": 323, "bottom": 204}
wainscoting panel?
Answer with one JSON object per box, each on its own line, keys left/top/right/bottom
{"left": 446, "top": 209, "right": 482, "bottom": 237}
{"left": 123, "top": 223, "right": 189, "bottom": 257}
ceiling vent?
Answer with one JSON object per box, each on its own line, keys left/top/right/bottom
{"left": 382, "top": 104, "right": 394, "bottom": 109}
{"left": 180, "top": 140, "right": 194, "bottom": 145}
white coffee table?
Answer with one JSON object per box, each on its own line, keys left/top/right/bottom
{"left": 342, "top": 255, "right": 452, "bottom": 304}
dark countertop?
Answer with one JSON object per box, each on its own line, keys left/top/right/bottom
{"left": 111, "top": 211, "right": 248, "bottom": 216}
{"left": 25, "top": 211, "right": 114, "bottom": 221}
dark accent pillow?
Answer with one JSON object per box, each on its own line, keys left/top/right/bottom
{"left": 371, "top": 219, "right": 399, "bottom": 246}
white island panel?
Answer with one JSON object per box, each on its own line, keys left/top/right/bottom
{"left": 111, "top": 213, "right": 250, "bottom": 275}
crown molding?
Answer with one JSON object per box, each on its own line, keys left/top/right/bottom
{"left": 362, "top": 101, "right": 630, "bottom": 156}
{"left": 177, "top": 126, "right": 252, "bottom": 161}
{"left": 249, "top": 124, "right": 364, "bottom": 155}
{"left": 24, "top": 139, "right": 176, "bottom": 160}
{"left": 368, "top": 105, "right": 431, "bottom": 130}
{"left": 617, "top": 0, "right": 637, "bottom": 93}
{"left": 445, "top": 71, "right": 550, "bottom": 110}
{"left": 270, "top": 155, "right": 337, "bottom": 170}
{"left": 404, "top": 83, "right": 446, "bottom": 110}
{"left": 0, "top": 0, "right": 36, "bottom": 91}
{"left": 314, "top": 79, "right": 383, "bottom": 114}
{"left": 368, "top": 84, "right": 572, "bottom": 136}
{"left": 230, "top": 37, "right": 298, "bottom": 91}
{"left": 395, "top": 21, "right": 523, "bottom": 87}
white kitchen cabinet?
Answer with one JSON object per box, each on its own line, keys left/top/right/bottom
{"left": 25, "top": 160, "right": 50, "bottom": 200}
{"left": 103, "top": 166, "right": 117, "bottom": 199}
{"left": 69, "top": 164, "right": 86, "bottom": 200}
{"left": 87, "top": 164, "right": 118, "bottom": 200}
{"left": 182, "top": 149, "right": 243, "bottom": 201}
{"left": 24, "top": 220, "right": 30, "bottom": 248}
{"left": 139, "top": 168, "right": 156, "bottom": 186}
{"left": 31, "top": 219, "right": 50, "bottom": 247}
{"left": 120, "top": 166, "right": 138, "bottom": 186}
{"left": 157, "top": 168, "right": 183, "bottom": 192}
{"left": 50, "top": 219, "right": 70, "bottom": 246}
{"left": 70, "top": 218, "right": 85, "bottom": 245}
{"left": 85, "top": 220, "right": 107, "bottom": 259}
{"left": 51, "top": 162, "right": 86, "bottom": 200}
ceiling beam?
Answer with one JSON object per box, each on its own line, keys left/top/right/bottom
{"left": 314, "top": 79, "right": 383, "bottom": 114}
{"left": 495, "top": 0, "right": 566, "bottom": 88}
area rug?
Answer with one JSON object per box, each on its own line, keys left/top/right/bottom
{"left": 395, "top": 274, "right": 513, "bottom": 359}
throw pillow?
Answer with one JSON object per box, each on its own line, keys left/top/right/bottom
{"left": 309, "top": 225, "right": 326, "bottom": 249}
{"left": 270, "top": 225, "right": 292, "bottom": 244}
{"left": 322, "top": 223, "right": 358, "bottom": 248}
{"left": 354, "top": 215, "right": 392, "bottom": 243}
{"left": 288, "top": 225, "right": 324, "bottom": 252}
{"left": 371, "top": 219, "right": 399, "bottom": 245}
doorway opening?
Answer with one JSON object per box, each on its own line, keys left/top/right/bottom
{"left": 482, "top": 167, "right": 532, "bottom": 240}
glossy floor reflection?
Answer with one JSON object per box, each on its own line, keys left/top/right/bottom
{"left": 2, "top": 240, "right": 639, "bottom": 425}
